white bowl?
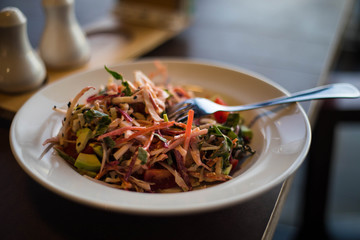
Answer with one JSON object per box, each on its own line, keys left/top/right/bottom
{"left": 10, "top": 59, "right": 311, "bottom": 215}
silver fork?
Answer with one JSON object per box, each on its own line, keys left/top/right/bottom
{"left": 167, "top": 83, "right": 360, "bottom": 122}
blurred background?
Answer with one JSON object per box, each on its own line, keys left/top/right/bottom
{"left": 1, "top": 0, "right": 359, "bottom": 239}
{"left": 276, "top": 1, "right": 360, "bottom": 239}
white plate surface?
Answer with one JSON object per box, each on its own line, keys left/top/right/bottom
{"left": 10, "top": 59, "right": 311, "bottom": 215}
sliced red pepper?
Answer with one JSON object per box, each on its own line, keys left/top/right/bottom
{"left": 214, "top": 97, "right": 229, "bottom": 123}
{"left": 86, "top": 94, "right": 107, "bottom": 103}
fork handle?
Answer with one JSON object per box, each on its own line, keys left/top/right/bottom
{"left": 223, "top": 83, "right": 360, "bottom": 112}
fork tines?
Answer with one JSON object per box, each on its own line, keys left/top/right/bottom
{"left": 167, "top": 100, "right": 193, "bottom": 121}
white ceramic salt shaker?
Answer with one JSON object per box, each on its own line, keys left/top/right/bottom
{"left": 0, "top": 7, "right": 46, "bottom": 93}
{"left": 39, "top": 0, "right": 90, "bottom": 70}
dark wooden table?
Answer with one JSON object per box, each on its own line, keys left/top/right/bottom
{"left": 0, "top": 0, "right": 352, "bottom": 239}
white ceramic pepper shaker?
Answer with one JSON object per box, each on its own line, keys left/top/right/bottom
{"left": 39, "top": 0, "right": 90, "bottom": 70}
{"left": 0, "top": 7, "right": 46, "bottom": 93}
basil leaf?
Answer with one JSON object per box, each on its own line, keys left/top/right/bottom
{"left": 138, "top": 147, "right": 148, "bottom": 165}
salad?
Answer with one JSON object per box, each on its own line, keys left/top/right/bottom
{"left": 43, "top": 62, "right": 255, "bottom": 193}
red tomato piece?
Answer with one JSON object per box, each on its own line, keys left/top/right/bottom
{"left": 230, "top": 158, "right": 239, "bottom": 171}
{"left": 214, "top": 97, "right": 229, "bottom": 123}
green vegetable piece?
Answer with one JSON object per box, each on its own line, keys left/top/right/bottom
{"left": 82, "top": 109, "right": 111, "bottom": 137}
{"left": 154, "top": 133, "right": 168, "bottom": 143}
{"left": 226, "top": 129, "right": 238, "bottom": 140}
{"left": 121, "top": 81, "right": 132, "bottom": 96}
{"left": 104, "top": 66, "right": 132, "bottom": 96}
{"left": 90, "top": 143, "right": 103, "bottom": 158}
{"left": 76, "top": 128, "right": 93, "bottom": 153}
{"left": 104, "top": 65, "right": 123, "bottom": 81}
{"left": 54, "top": 147, "right": 75, "bottom": 164}
{"left": 94, "top": 115, "right": 111, "bottom": 136}
{"left": 84, "top": 109, "right": 108, "bottom": 123}
{"left": 222, "top": 164, "right": 233, "bottom": 175}
{"left": 241, "top": 125, "right": 253, "bottom": 139}
{"left": 209, "top": 125, "right": 233, "bottom": 169}
{"left": 225, "top": 113, "right": 241, "bottom": 129}
{"left": 74, "top": 153, "right": 101, "bottom": 172}
{"left": 103, "top": 137, "right": 115, "bottom": 149}
{"left": 77, "top": 169, "right": 97, "bottom": 178}
{"left": 137, "top": 147, "right": 148, "bottom": 165}
{"left": 162, "top": 113, "right": 169, "bottom": 122}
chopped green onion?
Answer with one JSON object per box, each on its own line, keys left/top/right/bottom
{"left": 163, "top": 113, "right": 169, "bottom": 122}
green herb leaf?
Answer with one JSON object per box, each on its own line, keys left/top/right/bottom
{"left": 94, "top": 116, "right": 111, "bottom": 136}
{"left": 216, "top": 125, "right": 238, "bottom": 140}
{"left": 137, "top": 147, "right": 148, "bottom": 165}
{"left": 209, "top": 125, "right": 233, "bottom": 169}
{"left": 84, "top": 109, "right": 108, "bottom": 123}
{"left": 104, "top": 65, "right": 123, "bottom": 81}
{"left": 154, "top": 133, "right": 168, "bottom": 143}
{"left": 226, "top": 130, "right": 238, "bottom": 140}
{"left": 224, "top": 113, "right": 241, "bottom": 129}
{"left": 103, "top": 137, "right": 115, "bottom": 149}
{"left": 83, "top": 109, "right": 111, "bottom": 136}
{"left": 121, "top": 80, "right": 132, "bottom": 96}
{"left": 104, "top": 66, "right": 132, "bottom": 96}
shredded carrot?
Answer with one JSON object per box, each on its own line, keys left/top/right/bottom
{"left": 164, "top": 128, "right": 208, "bottom": 153}
{"left": 97, "top": 126, "right": 140, "bottom": 140}
{"left": 174, "top": 87, "right": 191, "bottom": 99}
{"left": 183, "top": 109, "right": 194, "bottom": 151}
{"left": 143, "top": 132, "right": 154, "bottom": 150}
{"left": 115, "top": 121, "right": 175, "bottom": 145}
{"left": 174, "top": 122, "right": 187, "bottom": 129}
{"left": 98, "top": 122, "right": 173, "bottom": 141}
